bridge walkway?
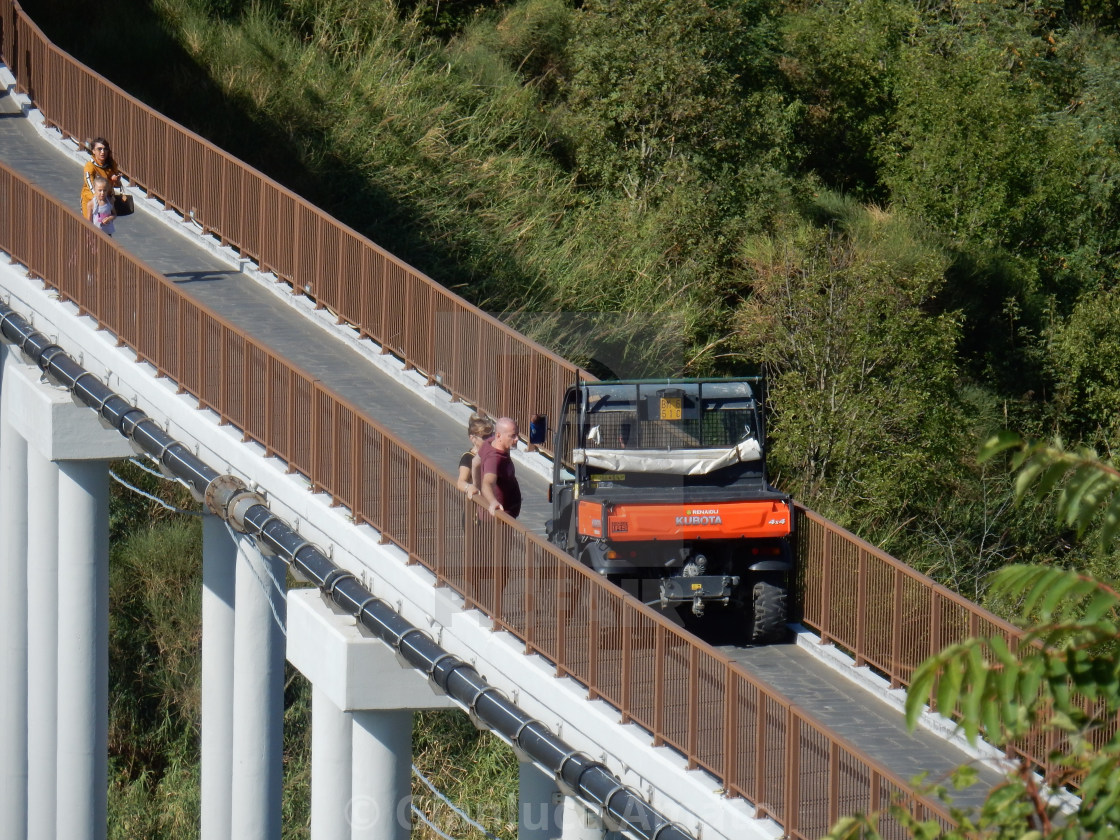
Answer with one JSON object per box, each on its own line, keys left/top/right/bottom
{"left": 0, "top": 82, "right": 1007, "bottom": 815}
{"left": 0, "top": 81, "right": 554, "bottom": 536}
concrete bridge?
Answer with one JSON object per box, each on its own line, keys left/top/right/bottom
{"left": 0, "top": 8, "right": 1026, "bottom": 840}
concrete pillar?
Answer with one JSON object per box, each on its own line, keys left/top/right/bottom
{"left": 287, "top": 590, "right": 456, "bottom": 840}
{"left": 230, "top": 537, "right": 287, "bottom": 840}
{"left": 201, "top": 513, "right": 237, "bottom": 840}
{"left": 0, "top": 351, "right": 29, "bottom": 840}
{"left": 26, "top": 445, "right": 59, "bottom": 840}
{"left": 519, "top": 761, "right": 562, "bottom": 840}
{"left": 55, "top": 459, "right": 111, "bottom": 840}
{"left": 3, "top": 349, "right": 132, "bottom": 840}
{"left": 351, "top": 708, "right": 413, "bottom": 840}
{"left": 311, "top": 685, "right": 353, "bottom": 840}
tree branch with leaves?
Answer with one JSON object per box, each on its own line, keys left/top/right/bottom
{"left": 828, "top": 432, "right": 1120, "bottom": 840}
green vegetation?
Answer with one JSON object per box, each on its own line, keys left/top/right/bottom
{"left": 25, "top": 0, "right": 1118, "bottom": 585}
{"left": 108, "top": 516, "right": 203, "bottom": 838}
{"left": 829, "top": 436, "right": 1120, "bottom": 839}
{"left": 17, "top": 0, "right": 1120, "bottom": 835}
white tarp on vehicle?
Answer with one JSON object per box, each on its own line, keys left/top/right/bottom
{"left": 572, "top": 438, "right": 761, "bottom": 475}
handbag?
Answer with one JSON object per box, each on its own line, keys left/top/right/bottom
{"left": 114, "top": 189, "right": 135, "bottom": 216}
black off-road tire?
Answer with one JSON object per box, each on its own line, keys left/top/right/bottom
{"left": 750, "top": 574, "right": 789, "bottom": 645}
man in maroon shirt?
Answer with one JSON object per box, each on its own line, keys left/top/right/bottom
{"left": 479, "top": 417, "right": 521, "bottom": 518}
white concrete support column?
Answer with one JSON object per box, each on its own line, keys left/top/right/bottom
{"left": 55, "top": 458, "right": 111, "bottom": 840}
{"left": 26, "top": 445, "right": 59, "bottom": 840}
{"left": 311, "top": 685, "right": 353, "bottom": 840}
{"left": 562, "top": 795, "right": 610, "bottom": 840}
{"left": 230, "top": 538, "right": 287, "bottom": 840}
{"left": 201, "top": 513, "right": 237, "bottom": 840}
{"left": 519, "top": 761, "right": 562, "bottom": 840}
{"left": 351, "top": 709, "right": 412, "bottom": 840}
{"left": 0, "top": 350, "right": 29, "bottom": 840}
{"left": 287, "top": 590, "right": 456, "bottom": 840}
{"left": 4, "top": 350, "right": 132, "bottom": 840}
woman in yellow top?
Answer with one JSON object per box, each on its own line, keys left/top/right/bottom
{"left": 79, "top": 137, "right": 121, "bottom": 214}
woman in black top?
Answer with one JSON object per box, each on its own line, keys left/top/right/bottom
{"left": 457, "top": 414, "right": 494, "bottom": 500}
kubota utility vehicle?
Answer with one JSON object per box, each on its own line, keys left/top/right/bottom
{"left": 546, "top": 378, "right": 794, "bottom": 644}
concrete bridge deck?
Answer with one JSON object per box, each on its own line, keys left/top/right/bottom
{"left": 0, "top": 80, "right": 1008, "bottom": 819}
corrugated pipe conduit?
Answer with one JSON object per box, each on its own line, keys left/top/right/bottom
{"left": 0, "top": 296, "right": 695, "bottom": 840}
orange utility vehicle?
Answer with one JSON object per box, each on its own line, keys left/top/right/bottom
{"left": 547, "top": 378, "right": 794, "bottom": 644}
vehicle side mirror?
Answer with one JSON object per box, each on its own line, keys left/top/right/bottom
{"left": 528, "top": 413, "right": 547, "bottom": 451}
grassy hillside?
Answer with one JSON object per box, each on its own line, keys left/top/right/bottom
{"left": 17, "top": 2, "right": 1119, "bottom": 834}
{"left": 24, "top": 0, "right": 1120, "bottom": 610}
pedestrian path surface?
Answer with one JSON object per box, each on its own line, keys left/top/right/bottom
{"left": 0, "top": 82, "right": 555, "bottom": 536}
{"left": 0, "top": 82, "right": 1010, "bottom": 816}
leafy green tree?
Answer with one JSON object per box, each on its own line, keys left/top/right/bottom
{"left": 733, "top": 196, "right": 963, "bottom": 550}
{"left": 779, "top": 0, "right": 915, "bottom": 200}
{"left": 869, "top": 5, "right": 1120, "bottom": 432}
{"left": 828, "top": 433, "right": 1120, "bottom": 839}
{"left": 880, "top": 9, "right": 1079, "bottom": 253}
{"left": 1047, "top": 27, "right": 1120, "bottom": 297}
{"left": 1063, "top": 0, "right": 1120, "bottom": 27}
{"left": 1046, "top": 287, "right": 1120, "bottom": 443}
{"left": 560, "top": 0, "right": 791, "bottom": 205}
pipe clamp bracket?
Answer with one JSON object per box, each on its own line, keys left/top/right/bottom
{"left": 204, "top": 474, "right": 265, "bottom": 532}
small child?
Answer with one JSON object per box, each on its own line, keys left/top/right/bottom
{"left": 85, "top": 176, "right": 116, "bottom": 235}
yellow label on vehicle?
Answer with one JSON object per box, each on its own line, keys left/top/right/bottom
{"left": 660, "top": 396, "right": 682, "bottom": 420}
{"left": 691, "top": 582, "right": 703, "bottom": 591}
{"left": 592, "top": 474, "right": 625, "bottom": 482}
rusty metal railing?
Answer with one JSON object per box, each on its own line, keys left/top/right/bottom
{"left": 0, "top": 148, "right": 955, "bottom": 838}
{"left": 3, "top": 0, "right": 1077, "bottom": 822}
{"left": 795, "top": 508, "right": 1022, "bottom": 690}
{"left": 791, "top": 508, "right": 1102, "bottom": 783}
{"left": 1, "top": 1, "right": 585, "bottom": 450}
